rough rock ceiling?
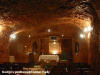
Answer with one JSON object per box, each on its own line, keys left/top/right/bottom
{"left": 0, "top": 0, "right": 97, "bottom": 38}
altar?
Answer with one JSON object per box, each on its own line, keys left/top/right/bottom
{"left": 39, "top": 55, "right": 59, "bottom": 63}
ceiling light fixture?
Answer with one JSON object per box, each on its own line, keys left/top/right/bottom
{"left": 84, "top": 26, "right": 93, "bottom": 32}
{"left": 80, "top": 33, "right": 85, "bottom": 39}
{"left": 10, "top": 33, "right": 16, "bottom": 40}
{"left": 48, "top": 29, "right": 51, "bottom": 33}
{"left": 61, "top": 34, "right": 64, "bottom": 37}
{"left": 87, "top": 26, "right": 93, "bottom": 32}
{"left": 29, "top": 35, "right": 31, "bottom": 38}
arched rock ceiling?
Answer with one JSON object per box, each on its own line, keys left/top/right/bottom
{"left": 0, "top": 0, "right": 96, "bottom": 37}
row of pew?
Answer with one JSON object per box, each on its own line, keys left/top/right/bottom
{"left": 49, "top": 63, "right": 99, "bottom": 75}
{"left": 0, "top": 63, "right": 99, "bottom": 75}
